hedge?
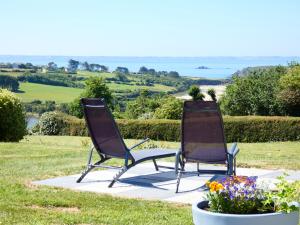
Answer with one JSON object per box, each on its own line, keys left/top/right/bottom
{"left": 37, "top": 113, "right": 300, "bottom": 142}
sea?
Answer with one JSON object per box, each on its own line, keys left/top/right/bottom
{"left": 1, "top": 55, "right": 300, "bottom": 79}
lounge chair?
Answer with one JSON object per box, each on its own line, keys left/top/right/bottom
{"left": 175, "top": 101, "right": 239, "bottom": 193}
{"left": 77, "top": 98, "right": 177, "bottom": 187}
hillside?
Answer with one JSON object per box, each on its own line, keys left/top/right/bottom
{"left": 1, "top": 68, "right": 226, "bottom": 103}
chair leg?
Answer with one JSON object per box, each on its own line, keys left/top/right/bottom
{"left": 77, "top": 145, "right": 95, "bottom": 183}
{"left": 108, "top": 166, "right": 128, "bottom": 188}
{"left": 153, "top": 159, "right": 159, "bottom": 171}
{"left": 175, "top": 149, "right": 183, "bottom": 174}
{"left": 77, "top": 166, "right": 94, "bottom": 183}
{"left": 234, "top": 158, "right": 237, "bottom": 175}
{"left": 175, "top": 170, "right": 182, "bottom": 193}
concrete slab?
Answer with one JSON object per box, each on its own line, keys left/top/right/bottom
{"left": 33, "top": 162, "right": 300, "bottom": 205}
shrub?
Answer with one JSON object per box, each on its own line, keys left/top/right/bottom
{"left": 207, "top": 88, "right": 217, "bottom": 101}
{"left": 69, "top": 77, "right": 113, "bottom": 118}
{"left": 35, "top": 113, "right": 300, "bottom": 143}
{"left": 38, "top": 111, "right": 88, "bottom": 136}
{"left": 18, "top": 73, "right": 84, "bottom": 88}
{"left": 39, "top": 112, "right": 65, "bottom": 135}
{"left": 119, "top": 117, "right": 300, "bottom": 142}
{"left": 118, "top": 119, "right": 181, "bottom": 141}
{"left": 220, "top": 66, "right": 286, "bottom": 116}
{"left": 0, "top": 75, "right": 19, "bottom": 91}
{"left": 277, "top": 65, "right": 300, "bottom": 116}
{"left": 153, "top": 97, "right": 183, "bottom": 120}
{"left": 0, "top": 89, "right": 26, "bottom": 141}
{"left": 188, "top": 85, "right": 204, "bottom": 101}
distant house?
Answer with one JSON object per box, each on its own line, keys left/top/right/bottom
{"left": 64, "top": 67, "right": 76, "bottom": 73}
{"left": 41, "top": 67, "right": 48, "bottom": 73}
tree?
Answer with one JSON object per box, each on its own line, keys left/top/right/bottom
{"left": 67, "top": 59, "right": 80, "bottom": 73}
{"left": 139, "top": 66, "right": 148, "bottom": 74}
{"left": 188, "top": 85, "right": 204, "bottom": 101}
{"left": 69, "top": 77, "right": 113, "bottom": 118}
{"left": 115, "top": 67, "right": 129, "bottom": 74}
{"left": 207, "top": 88, "right": 217, "bottom": 101}
{"left": 220, "top": 66, "right": 286, "bottom": 116}
{"left": 148, "top": 68, "right": 156, "bottom": 75}
{"left": 80, "top": 61, "right": 90, "bottom": 71}
{"left": 154, "top": 97, "right": 183, "bottom": 120}
{"left": 100, "top": 65, "right": 109, "bottom": 72}
{"left": 277, "top": 65, "right": 300, "bottom": 116}
{"left": 125, "top": 90, "right": 160, "bottom": 119}
{"left": 115, "top": 73, "right": 129, "bottom": 82}
{"left": 168, "top": 71, "right": 180, "bottom": 78}
{"left": 0, "top": 75, "right": 19, "bottom": 92}
{"left": 47, "top": 62, "right": 58, "bottom": 71}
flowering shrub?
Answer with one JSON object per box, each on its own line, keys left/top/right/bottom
{"left": 206, "top": 175, "right": 299, "bottom": 214}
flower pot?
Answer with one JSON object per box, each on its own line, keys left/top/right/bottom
{"left": 192, "top": 201, "right": 300, "bottom": 225}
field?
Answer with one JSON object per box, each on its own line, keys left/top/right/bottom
{"left": 0, "top": 136, "right": 300, "bottom": 224}
{"left": 1, "top": 70, "right": 177, "bottom": 103}
{"left": 76, "top": 71, "right": 176, "bottom": 92}
{"left": 15, "top": 83, "right": 83, "bottom": 103}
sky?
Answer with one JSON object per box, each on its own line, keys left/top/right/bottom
{"left": 0, "top": 0, "right": 300, "bottom": 57}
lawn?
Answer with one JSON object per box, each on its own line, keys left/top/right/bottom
{"left": 16, "top": 83, "right": 83, "bottom": 103}
{"left": 0, "top": 136, "right": 299, "bottom": 224}
{"left": 107, "top": 82, "right": 175, "bottom": 92}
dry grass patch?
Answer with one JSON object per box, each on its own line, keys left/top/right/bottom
{"left": 28, "top": 205, "right": 80, "bottom": 213}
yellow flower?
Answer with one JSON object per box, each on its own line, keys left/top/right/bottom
{"left": 208, "top": 181, "right": 224, "bottom": 192}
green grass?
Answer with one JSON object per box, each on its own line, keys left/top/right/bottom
{"left": 107, "top": 82, "right": 175, "bottom": 92}
{"left": 15, "top": 81, "right": 174, "bottom": 104}
{"left": 0, "top": 136, "right": 191, "bottom": 225}
{"left": 9, "top": 70, "right": 175, "bottom": 103}
{"left": 16, "top": 83, "right": 83, "bottom": 103}
{"left": 77, "top": 71, "right": 116, "bottom": 79}
{"left": 0, "top": 136, "right": 300, "bottom": 225}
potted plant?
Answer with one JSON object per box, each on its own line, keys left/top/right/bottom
{"left": 192, "top": 176, "right": 299, "bottom": 225}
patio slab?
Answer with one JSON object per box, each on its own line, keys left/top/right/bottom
{"left": 33, "top": 162, "right": 300, "bottom": 205}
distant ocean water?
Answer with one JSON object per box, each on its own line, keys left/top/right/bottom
{"left": 0, "top": 55, "right": 299, "bottom": 79}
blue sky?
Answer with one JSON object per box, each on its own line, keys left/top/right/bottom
{"left": 0, "top": 0, "right": 300, "bottom": 56}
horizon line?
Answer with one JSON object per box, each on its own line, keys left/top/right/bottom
{"left": 1, "top": 54, "right": 300, "bottom": 58}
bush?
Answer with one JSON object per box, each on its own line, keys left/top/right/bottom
{"left": 35, "top": 113, "right": 300, "bottom": 142}
{"left": 188, "top": 85, "right": 204, "bottom": 101}
{"left": 18, "top": 73, "right": 84, "bottom": 88}
{"left": 69, "top": 77, "right": 113, "bottom": 118}
{"left": 0, "top": 89, "right": 26, "bottom": 141}
{"left": 38, "top": 111, "right": 88, "bottom": 136}
{"left": 277, "top": 65, "right": 300, "bottom": 116}
{"left": 39, "top": 112, "right": 65, "bottom": 135}
{"left": 153, "top": 97, "right": 183, "bottom": 120}
{"left": 220, "top": 66, "right": 286, "bottom": 116}
{"left": 0, "top": 75, "right": 19, "bottom": 91}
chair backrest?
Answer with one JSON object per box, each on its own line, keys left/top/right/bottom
{"left": 181, "top": 101, "right": 227, "bottom": 164}
{"left": 81, "top": 98, "right": 129, "bottom": 159}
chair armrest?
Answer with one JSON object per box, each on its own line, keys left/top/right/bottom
{"left": 227, "top": 142, "right": 239, "bottom": 158}
{"left": 128, "top": 138, "right": 150, "bottom": 151}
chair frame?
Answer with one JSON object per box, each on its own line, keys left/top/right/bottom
{"left": 76, "top": 99, "right": 176, "bottom": 187}
{"left": 174, "top": 101, "right": 239, "bottom": 193}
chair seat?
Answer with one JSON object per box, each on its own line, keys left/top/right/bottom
{"left": 131, "top": 148, "right": 177, "bottom": 162}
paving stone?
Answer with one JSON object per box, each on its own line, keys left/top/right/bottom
{"left": 33, "top": 162, "right": 300, "bottom": 204}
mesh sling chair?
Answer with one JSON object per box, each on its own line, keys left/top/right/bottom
{"left": 175, "top": 101, "right": 239, "bottom": 193}
{"left": 77, "top": 98, "right": 177, "bottom": 187}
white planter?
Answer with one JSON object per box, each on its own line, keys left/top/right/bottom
{"left": 192, "top": 201, "right": 299, "bottom": 225}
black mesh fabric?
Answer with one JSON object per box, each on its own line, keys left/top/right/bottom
{"left": 81, "top": 98, "right": 129, "bottom": 159}
{"left": 182, "top": 101, "right": 227, "bottom": 164}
